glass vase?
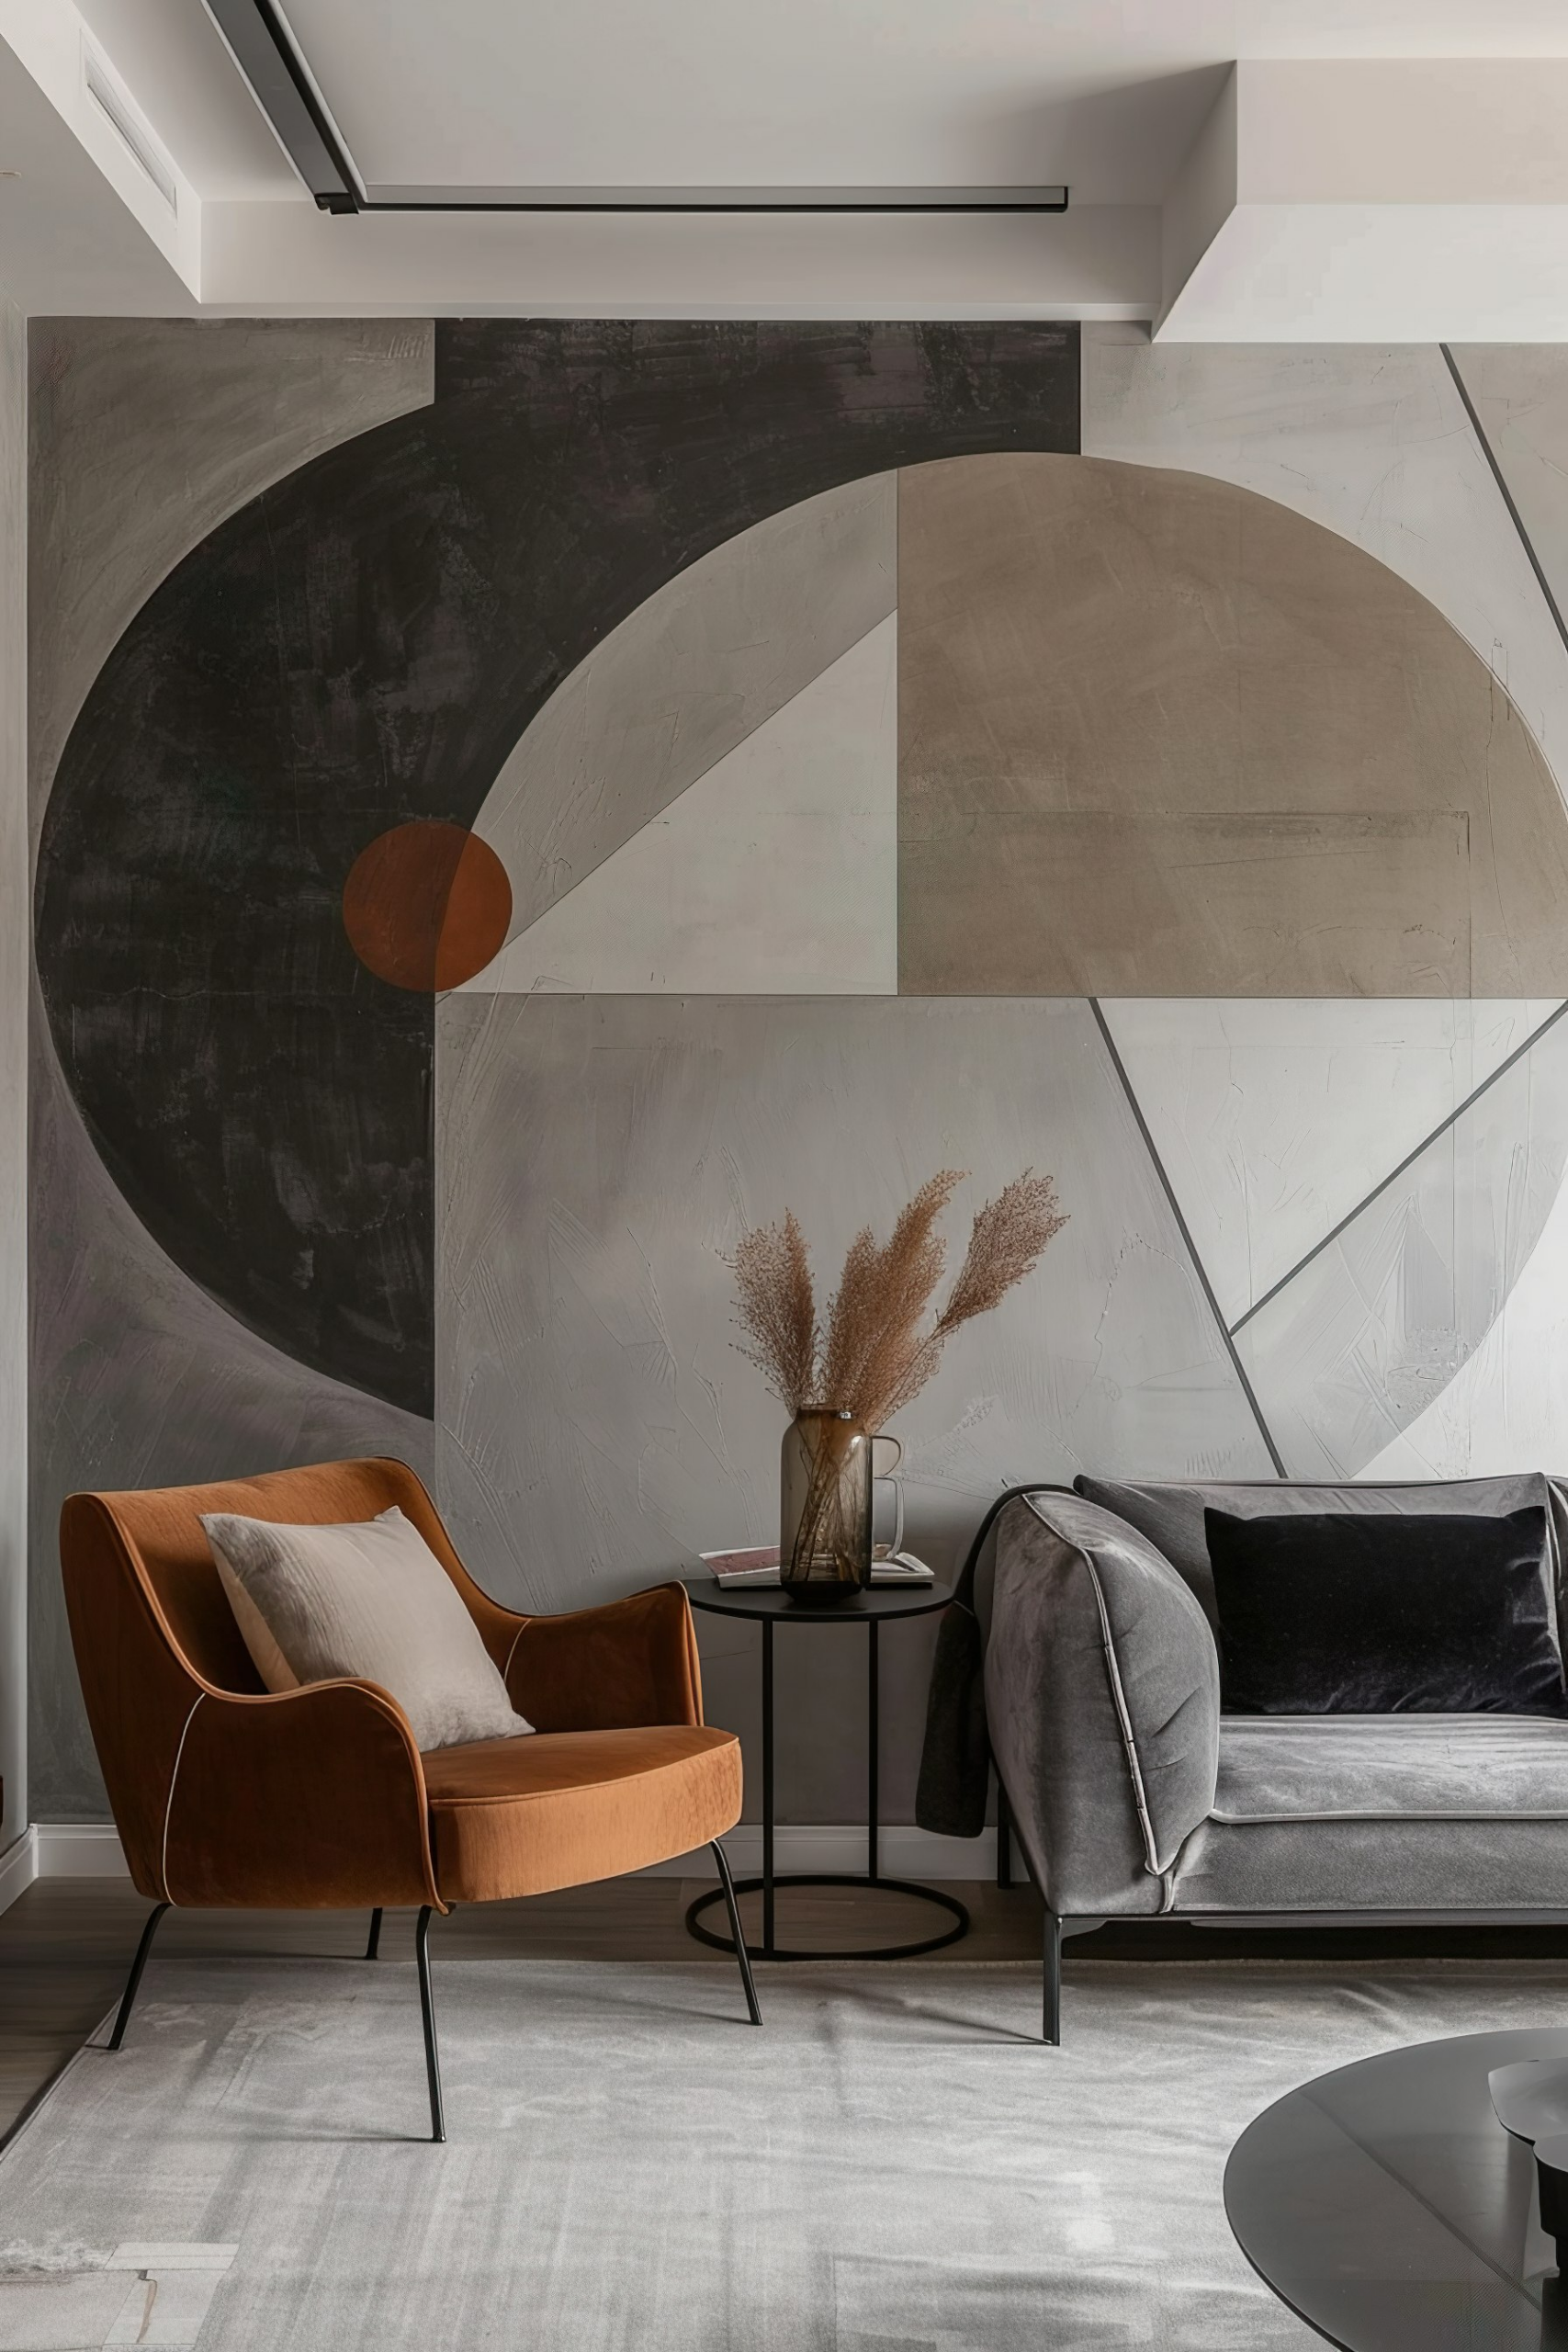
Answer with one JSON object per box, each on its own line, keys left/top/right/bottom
{"left": 779, "top": 1408, "right": 873, "bottom": 1603}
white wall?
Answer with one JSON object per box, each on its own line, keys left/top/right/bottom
{"left": 0, "top": 288, "right": 25, "bottom": 1852}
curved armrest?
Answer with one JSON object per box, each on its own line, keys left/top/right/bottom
{"left": 985, "top": 1492, "right": 1219, "bottom": 1916}
{"left": 506, "top": 1584, "right": 704, "bottom": 1732}
{"left": 162, "top": 1679, "right": 443, "bottom": 1912}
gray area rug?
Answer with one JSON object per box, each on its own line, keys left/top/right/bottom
{"left": 3, "top": 1955, "right": 1567, "bottom": 2348}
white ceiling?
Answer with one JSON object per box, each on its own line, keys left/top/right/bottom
{"left": 78, "top": 0, "right": 1568, "bottom": 206}
{"left": 11, "top": 0, "right": 1568, "bottom": 328}
{"left": 77, "top": 0, "right": 295, "bottom": 200}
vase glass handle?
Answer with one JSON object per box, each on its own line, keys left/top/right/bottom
{"left": 871, "top": 1434, "right": 905, "bottom": 1561}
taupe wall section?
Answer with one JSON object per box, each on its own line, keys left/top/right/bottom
{"left": 0, "top": 297, "right": 25, "bottom": 1852}
{"left": 897, "top": 450, "right": 1568, "bottom": 996}
{"left": 435, "top": 992, "right": 1273, "bottom": 1825}
{"left": 1078, "top": 335, "right": 1568, "bottom": 809}
{"left": 28, "top": 321, "right": 436, "bottom": 1820}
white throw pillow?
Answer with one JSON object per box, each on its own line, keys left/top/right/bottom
{"left": 202, "top": 1505, "right": 533, "bottom": 1752}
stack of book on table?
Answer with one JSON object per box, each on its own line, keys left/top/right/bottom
{"left": 698, "top": 1545, "right": 934, "bottom": 1588}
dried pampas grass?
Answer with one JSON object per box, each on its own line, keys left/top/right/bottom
{"left": 730, "top": 1169, "right": 1066, "bottom": 1428}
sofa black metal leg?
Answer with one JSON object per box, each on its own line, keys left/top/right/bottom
{"left": 1043, "top": 1908, "right": 1062, "bottom": 2046}
{"left": 414, "top": 1905, "right": 446, "bottom": 2143}
{"left": 108, "top": 1902, "right": 170, "bottom": 2051}
{"left": 366, "top": 1907, "right": 383, "bottom": 1961}
{"left": 997, "top": 1781, "right": 1013, "bottom": 1890}
{"left": 711, "top": 1841, "right": 763, "bottom": 2026}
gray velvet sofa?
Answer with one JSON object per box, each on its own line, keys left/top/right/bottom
{"left": 983, "top": 1474, "right": 1568, "bottom": 2042}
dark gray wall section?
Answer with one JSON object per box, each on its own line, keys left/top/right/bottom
{"left": 29, "top": 320, "right": 437, "bottom": 1820}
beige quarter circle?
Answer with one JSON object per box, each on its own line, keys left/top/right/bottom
{"left": 897, "top": 451, "right": 1568, "bottom": 998}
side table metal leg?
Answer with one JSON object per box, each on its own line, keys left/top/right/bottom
{"left": 761, "top": 1616, "right": 775, "bottom": 1958}
{"left": 868, "top": 1615, "right": 880, "bottom": 1883}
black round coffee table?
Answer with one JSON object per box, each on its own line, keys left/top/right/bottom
{"left": 1226, "top": 2026, "right": 1568, "bottom": 2348}
{"left": 682, "top": 1576, "right": 968, "bottom": 1962}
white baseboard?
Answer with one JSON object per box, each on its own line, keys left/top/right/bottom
{"left": 36, "top": 1824, "right": 132, "bottom": 1879}
{"left": 0, "top": 1826, "right": 37, "bottom": 1917}
{"left": 13, "top": 1821, "right": 998, "bottom": 1890}
{"left": 644, "top": 1825, "right": 998, "bottom": 1880}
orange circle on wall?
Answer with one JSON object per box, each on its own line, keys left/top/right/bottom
{"left": 342, "top": 821, "right": 512, "bottom": 991}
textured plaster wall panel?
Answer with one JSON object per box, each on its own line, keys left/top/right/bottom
{"left": 28, "top": 318, "right": 434, "bottom": 847}
{"left": 1360, "top": 1155, "right": 1568, "bottom": 1483}
{"left": 28, "top": 320, "right": 438, "bottom": 1819}
{"left": 1449, "top": 347, "right": 1568, "bottom": 637}
{"left": 0, "top": 299, "right": 24, "bottom": 1849}
{"left": 469, "top": 616, "right": 897, "bottom": 994}
{"left": 434, "top": 992, "right": 1273, "bottom": 1825}
{"left": 1081, "top": 329, "right": 1568, "bottom": 817}
{"left": 1102, "top": 999, "right": 1564, "bottom": 1328}
{"left": 903, "top": 809, "right": 1471, "bottom": 999}
{"left": 471, "top": 474, "right": 897, "bottom": 943}
{"left": 897, "top": 450, "right": 1568, "bottom": 997}
{"left": 28, "top": 1001, "right": 437, "bottom": 1819}
{"left": 1233, "top": 1015, "right": 1568, "bottom": 1481}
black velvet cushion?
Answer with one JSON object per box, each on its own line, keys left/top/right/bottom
{"left": 1204, "top": 1505, "right": 1568, "bottom": 1716}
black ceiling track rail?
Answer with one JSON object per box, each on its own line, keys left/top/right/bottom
{"left": 205, "top": 0, "right": 1070, "bottom": 217}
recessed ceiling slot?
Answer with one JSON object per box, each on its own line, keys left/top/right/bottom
{"left": 84, "top": 44, "right": 178, "bottom": 214}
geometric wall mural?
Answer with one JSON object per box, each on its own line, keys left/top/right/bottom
{"left": 30, "top": 315, "right": 1568, "bottom": 1819}
{"left": 33, "top": 324, "right": 1077, "bottom": 1419}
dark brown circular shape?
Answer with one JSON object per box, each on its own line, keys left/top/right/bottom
{"left": 342, "top": 821, "right": 512, "bottom": 991}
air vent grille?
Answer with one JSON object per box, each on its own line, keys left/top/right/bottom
{"left": 84, "top": 47, "right": 177, "bottom": 213}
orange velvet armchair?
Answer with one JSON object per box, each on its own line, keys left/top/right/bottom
{"left": 60, "top": 1455, "right": 759, "bottom": 2140}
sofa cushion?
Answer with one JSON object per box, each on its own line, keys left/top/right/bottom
{"left": 1168, "top": 1713, "right": 1568, "bottom": 1913}
{"left": 423, "top": 1724, "right": 742, "bottom": 1902}
{"left": 1074, "top": 1473, "right": 1568, "bottom": 1641}
{"left": 1205, "top": 1504, "right": 1566, "bottom": 1716}
{"left": 1213, "top": 1713, "right": 1568, "bottom": 1824}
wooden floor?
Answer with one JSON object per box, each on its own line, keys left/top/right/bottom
{"left": 6, "top": 1872, "right": 1568, "bottom": 2145}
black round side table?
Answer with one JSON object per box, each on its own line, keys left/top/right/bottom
{"left": 682, "top": 1576, "right": 969, "bottom": 1962}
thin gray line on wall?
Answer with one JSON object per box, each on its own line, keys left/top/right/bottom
{"left": 1089, "top": 998, "right": 1287, "bottom": 1478}
{"left": 1230, "top": 994, "right": 1568, "bottom": 1338}
{"left": 1441, "top": 343, "right": 1568, "bottom": 662}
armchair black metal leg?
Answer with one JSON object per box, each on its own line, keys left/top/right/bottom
{"left": 1043, "top": 1908, "right": 1062, "bottom": 2046}
{"left": 366, "top": 1907, "right": 383, "bottom": 1961}
{"left": 414, "top": 1905, "right": 446, "bottom": 2143}
{"left": 108, "top": 1902, "right": 169, "bottom": 2051}
{"left": 711, "top": 1841, "right": 762, "bottom": 2026}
